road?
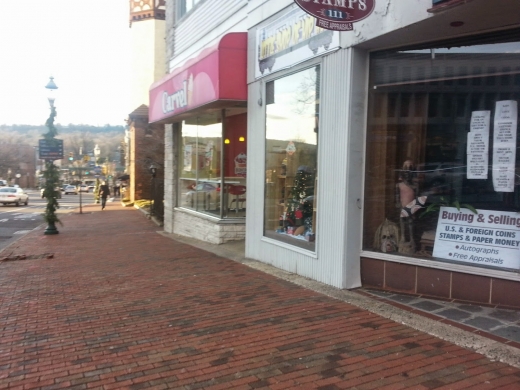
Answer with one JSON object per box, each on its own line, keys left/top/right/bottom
{"left": 0, "top": 190, "right": 94, "bottom": 252}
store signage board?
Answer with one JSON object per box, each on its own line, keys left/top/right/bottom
{"left": 255, "top": 7, "right": 339, "bottom": 78}
{"left": 38, "top": 139, "right": 63, "bottom": 161}
{"left": 433, "top": 207, "right": 520, "bottom": 270}
{"left": 149, "top": 33, "right": 246, "bottom": 123}
{"left": 294, "top": 0, "right": 375, "bottom": 31}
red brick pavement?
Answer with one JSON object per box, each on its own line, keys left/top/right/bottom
{"left": 0, "top": 202, "right": 519, "bottom": 389}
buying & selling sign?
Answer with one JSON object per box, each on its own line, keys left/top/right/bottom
{"left": 294, "top": 0, "right": 375, "bottom": 31}
{"left": 433, "top": 207, "right": 520, "bottom": 270}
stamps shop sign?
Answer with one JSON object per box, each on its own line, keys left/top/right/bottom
{"left": 433, "top": 207, "right": 520, "bottom": 270}
{"left": 294, "top": 0, "right": 375, "bottom": 31}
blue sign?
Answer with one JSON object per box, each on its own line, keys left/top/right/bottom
{"left": 39, "top": 139, "right": 64, "bottom": 160}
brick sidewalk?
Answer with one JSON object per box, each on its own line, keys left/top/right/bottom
{"left": 1, "top": 202, "right": 519, "bottom": 389}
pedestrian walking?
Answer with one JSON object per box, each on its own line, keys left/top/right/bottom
{"left": 98, "top": 181, "right": 110, "bottom": 210}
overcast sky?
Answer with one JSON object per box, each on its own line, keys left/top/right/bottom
{"left": 0, "top": 0, "right": 131, "bottom": 126}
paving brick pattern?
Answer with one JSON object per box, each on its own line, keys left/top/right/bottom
{"left": 1, "top": 203, "right": 520, "bottom": 389}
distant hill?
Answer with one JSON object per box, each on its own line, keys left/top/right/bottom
{"left": 0, "top": 124, "right": 126, "bottom": 162}
{"left": 1, "top": 124, "right": 125, "bottom": 135}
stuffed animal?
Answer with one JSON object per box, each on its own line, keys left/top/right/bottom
{"left": 373, "top": 219, "right": 400, "bottom": 253}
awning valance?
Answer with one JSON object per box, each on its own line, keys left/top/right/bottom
{"left": 149, "top": 32, "right": 247, "bottom": 124}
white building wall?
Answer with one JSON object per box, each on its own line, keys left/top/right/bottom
{"left": 130, "top": 19, "right": 166, "bottom": 110}
{"left": 169, "top": 0, "right": 248, "bottom": 71}
{"left": 341, "top": 0, "right": 520, "bottom": 50}
{"left": 245, "top": 41, "right": 366, "bottom": 289}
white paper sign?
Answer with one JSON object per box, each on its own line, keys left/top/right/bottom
{"left": 467, "top": 111, "right": 491, "bottom": 180}
{"left": 467, "top": 111, "right": 491, "bottom": 179}
{"left": 467, "top": 132, "right": 488, "bottom": 154}
{"left": 183, "top": 145, "right": 192, "bottom": 171}
{"left": 492, "top": 101, "right": 518, "bottom": 192}
{"left": 433, "top": 207, "right": 520, "bottom": 270}
{"left": 467, "top": 154, "right": 488, "bottom": 179}
{"left": 470, "top": 110, "right": 490, "bottom": 133}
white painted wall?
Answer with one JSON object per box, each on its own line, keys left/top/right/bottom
{"left": 130, "top": 19, "right": 166, "bottom": 111}
{"left": 169, "top": 0, "right": 249, "bottom": 71}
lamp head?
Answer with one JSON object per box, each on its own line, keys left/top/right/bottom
{"left": 149, "top": 163, "right": 157, "bottom": 177}
{"left": 45, "top": 76, "right": 58, "bottom": 108}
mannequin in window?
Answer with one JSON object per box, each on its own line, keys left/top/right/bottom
{"left": 396, "top": 159, "right": 427, "bottom": 254}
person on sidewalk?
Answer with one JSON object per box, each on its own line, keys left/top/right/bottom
{"left": 98, "top": 181, "right": 110, "bottom": 210}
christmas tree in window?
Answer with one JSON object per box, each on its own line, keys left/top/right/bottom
{"left": 286, "top": 166, "right": 314, "bottom": 230}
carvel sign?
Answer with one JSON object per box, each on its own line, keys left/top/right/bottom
{"left": 294, "top": 0, "right": 375, "bottom": 31}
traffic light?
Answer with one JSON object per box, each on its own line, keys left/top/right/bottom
{"left": 68, "top": 152, "right": 74, "bottom": 161}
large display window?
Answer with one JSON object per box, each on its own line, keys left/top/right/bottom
{"left": 364, "top": 39, "right": 520, "bottom": 272}
{"left": 178, "top": 112, "right": 247, "bottom": 219}
{"left": 264, "top": 66, "right": 319, "bottom": 250}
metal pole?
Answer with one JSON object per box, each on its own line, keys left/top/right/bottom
{"left": 220, "top": 109, "right": 226, "bottom": 219}
{"left": 150, "top": 175, "right": 154, "bottom": 217}
{"left": 79, "top": 168, "right": 83, "bottom": 214}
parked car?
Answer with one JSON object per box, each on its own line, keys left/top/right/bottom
{"left": 0, "top": 187, "right": 29, "bottom": 206}
{"left": 186, "top": 183, "right": 220, "bottom": 210}
{"left": 0, "top": 180, "right": 7, "bottom": 187}
{"left": 64, "top": 185, "right": 78, "bottom": 195}
{"left": 78, "top": 184, "right": 89, "bottom": 193}
{"left": 40, "top": 187, "right": 62, "bottom": 199}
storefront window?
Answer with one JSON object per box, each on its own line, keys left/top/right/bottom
{"left": 178, "top": 112, "right": 247, "bottom": 219}
{"left": 264, "top": 66, "right": 319, "bottom": 250}
{"left": 364, "top": 40, "right": 520, "bottom": 272}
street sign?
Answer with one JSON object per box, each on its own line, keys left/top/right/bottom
{"left": 39, "top": 139, "right": 64, "bottom": 160}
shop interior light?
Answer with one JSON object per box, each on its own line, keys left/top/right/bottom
{"left": 224, "top": 138, "right": 230, "bottom": 144}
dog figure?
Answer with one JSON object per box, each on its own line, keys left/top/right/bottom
{"left": 373, "top": 219, "right": 400, "bottom": 253}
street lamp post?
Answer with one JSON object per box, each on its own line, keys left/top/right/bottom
{"left": 149, "top": 163, "right": 157, "bottom": 217}
{"left": 94, "top": 144, "right": 100, "bottom": 163}
{"left": 33, "top": 146, "right": 39, "bottom": 188}
{"left": 93, "top": 145, "right": 101, "bottom": 204}
{"left": 41, "top": 76, "right": 60, "bottom": 235}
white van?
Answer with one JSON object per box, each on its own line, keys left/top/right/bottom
{"left": 0, "top": 180, "right": 7, "bottom": 187}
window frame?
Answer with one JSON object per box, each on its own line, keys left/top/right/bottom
{"left": 362, "top": 38, "right": 520, "bottom": 276}
{"left": 261, "top": 63, "right": 321, "bottom": 252}
{"left": 176, "top": 0, "right": 204, "bottom": 22}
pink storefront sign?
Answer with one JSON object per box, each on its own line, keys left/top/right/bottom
{"left": 149, "top": 33, "right": 247, "bottom": 124}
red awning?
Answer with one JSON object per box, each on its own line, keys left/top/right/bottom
{"left": 149, "top": 32, "right": 247, "bottom": 124}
